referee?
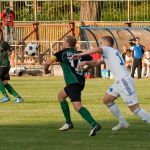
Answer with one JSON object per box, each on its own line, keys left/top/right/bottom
{"left": 131, "top": 37, "right": 144, "bottom": 79}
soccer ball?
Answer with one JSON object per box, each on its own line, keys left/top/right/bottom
{"left": 25, "top": 43, "right": 39, "bottom": 56}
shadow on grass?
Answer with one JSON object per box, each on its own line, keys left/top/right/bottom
{"left": 0, "top": 120, "right": 150, "bottom": 150}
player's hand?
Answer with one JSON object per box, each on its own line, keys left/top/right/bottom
{"left": 77, "top": 61, "right": 87, "bottom": 71}
{"left": 44, "top": 63, "right": 51, "bottom": 74}
{"left": 71, "top": 54, "right": 81, "bottom": 60}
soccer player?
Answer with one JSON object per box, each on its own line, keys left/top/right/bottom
{"left": 44, "top": 35, "right": 101, "bottom": 136}
{"left": 0, "top": 30, "right": 23, "bottom": 103}
{"left": 72, "top": 36, "right": 150, "bottom": 131}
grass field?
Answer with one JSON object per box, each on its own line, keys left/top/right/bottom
{"left": 0, "top": 77, "right": 150, "bottom": 150}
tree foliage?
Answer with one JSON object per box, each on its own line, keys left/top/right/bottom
{"left": 0, "top": 1, "right": 149, "bottom": 21}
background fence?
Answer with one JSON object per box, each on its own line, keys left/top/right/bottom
{"left": 0, "top": 0, "right": 150, "bottom": 22}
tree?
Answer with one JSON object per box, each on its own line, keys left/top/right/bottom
{"left": 80, "top": 1, "right": 103, "bottom": 21}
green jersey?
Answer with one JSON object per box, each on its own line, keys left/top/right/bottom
{"left": 0, "top": 41, "right": 11, "bottom": 67}
{"left": 54, "top": 48, "right": 92, "bottom": 86}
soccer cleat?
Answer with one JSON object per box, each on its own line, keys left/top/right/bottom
{"left": 0, "top": 96, "right": 10, "bottom": 103}
{"left": 89, "top": 124, "right": 101, "bottom": 136}
{"left": 112, "top": 121, "right": 129, "bottom": 131}
{"left": 59, "top": 123, "right": 73, "bottom": 131}
{"left": 14, "top": 97, "right": 24, "bottom": 103}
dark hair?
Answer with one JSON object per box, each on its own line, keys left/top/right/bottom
{"left": 102, "top": 36, "right": 114, "bottom": 47}
{"left": 65, "top": 36, "right": 77, "bottom": 47}
{"left": 6, "top": 8, "right": 12, "bottom": 14}
{"left": 129, "top": 38, "right": 135, "bottom": 46}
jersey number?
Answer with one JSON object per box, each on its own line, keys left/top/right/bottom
{"left": 69, "top": 59, "right": 83, "bottom": 75}
{"left": 116, "top": 52, "right": 124, "bottom": 65}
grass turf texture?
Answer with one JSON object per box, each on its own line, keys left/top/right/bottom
{"left": 0, "top": 77, "right": 150, "bottom": 150}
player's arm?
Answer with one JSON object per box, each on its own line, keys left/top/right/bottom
{"left": 10, "top": 50, "right": 15, "bottom": 67}
{"left": 72, "top": 47, "right": 103, "bottom": 60}
{"left": 78, "top": 59, "right": 104, "bottom": 69}
{"left": 44, "top": 55, "right": 57, "bottom": 74}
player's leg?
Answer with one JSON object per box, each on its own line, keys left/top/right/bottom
{"left": 0, "top": 80, "right": 10, "bottom": 102}
{"left": 120, "top": 76, "right": 150, "bottom": 123}
{"left": 72, "top": 101, "right": 101, "bottom": 136}
{"left": 104, "top": 83, "right": 129, "bottom": 131}
{"left": 3, "top": 80, "right": 23, "bottom": 103}
{"left": 128, "top": 103, "right": 150, "bottom": 123}
{"left": 66, "top": 83, "right": 101, "bottom": 136}
{"left": 1, "top": 67, "right": 23, "bottom": 103}
{"left": 57, "top": 88, "right": 73, "bottom": 131}
{"left": 0, "top": 67, "right": 10, "bottom": 102}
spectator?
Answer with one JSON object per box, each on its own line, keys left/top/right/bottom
{"left": 121, "top": 45, "right": 128, "bottom": 62}
{"left": 121, "top": 46, "right": 132, "bottom": 72}
{"left": 0, "top": 7, "right": 15, "bottom": 44}
{"left": 130, "top": 37, "right": 144, "bottom": 79}
{"left": 125, "top": 49, "right": 132, "bottom": 71}
{"left": 142, "top": 50, "right": 150, "bottom": 78}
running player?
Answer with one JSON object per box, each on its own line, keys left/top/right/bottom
{"left": 0, "top": 30, "right": 23, "bottom": 103}
{"left": 72, "top": 36, "right": 150, "bottom": 131}
{"left": 44, "top": 35, "right": 101, "bottom": 136}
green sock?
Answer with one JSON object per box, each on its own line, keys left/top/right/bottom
{"left": 79, "top": 107, "right": 97, "bottom": 127}
{"left": 0, "top": 82, "right": 8, "bottom": 97}
{"left": 5, "top": 83, "right": 21, "bottom": 98}
{"left": 60, "top": 100, "right": 72, "bottom": 124}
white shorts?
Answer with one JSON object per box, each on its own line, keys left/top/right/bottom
{"left": 107, "top": 76, "right": 138, "bottom": 106}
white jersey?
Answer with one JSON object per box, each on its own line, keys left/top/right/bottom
{"left": 101, "top": 46, "right": 130, "bottom": 80}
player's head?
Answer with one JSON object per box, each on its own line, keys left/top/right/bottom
{"left": 63, "top": 36, "right": 77, "bottom": 49}
{"left": 101, "top": 36, "right": 114, "bottom": 47}
{"left": 135, "top": 37, "right": 140, "bottom": 44}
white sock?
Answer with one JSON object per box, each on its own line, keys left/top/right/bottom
{"left": 107, "top": 102, "right": 125, "bottom": 122}
{"left": 133, "top": 107, "right": 150, "bottom": 123}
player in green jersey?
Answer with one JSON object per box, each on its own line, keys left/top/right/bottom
{"left": 44, "top": 36, "right": 101, "bottom": 136}
{"left": 0, "top": 30, "right": 23, "bottom": 103}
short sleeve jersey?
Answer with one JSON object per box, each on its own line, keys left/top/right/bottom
{"left": 101, "top": 46, "right": 130, "bottom": 80}
{"left": 54, "top": 48, "right": 92, "bottom": 86}
{"left": 131, "top": 45, "right": 144, "bottom": 59}
{"left": 0, "top": 41, "right": 11, "bottom": 67}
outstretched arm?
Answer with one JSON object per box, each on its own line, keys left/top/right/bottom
{"left": 78, "top": 59, "right": 104, "bottom": 70}
{"left": 44, "top": 55, "right": 57, "bottom": 74}
{"left": 72, "top": 47, "right": 103, "bottom": 60}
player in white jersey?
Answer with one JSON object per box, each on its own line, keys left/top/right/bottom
{"left": 72, "top": 36, "right": 150, "bottom": 131}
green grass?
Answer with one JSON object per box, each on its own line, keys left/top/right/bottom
{"left": 0, "top": 77, "right": 150, "bottom": 150}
